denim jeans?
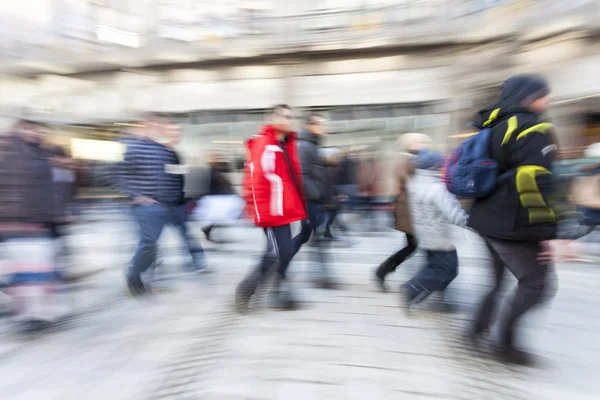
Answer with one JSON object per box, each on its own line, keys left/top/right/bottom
{"left": 403, "top": 249, "right": 458, "bottom": 303}
{"left": 128, "top": 203, "right": 204, "bottom": 280}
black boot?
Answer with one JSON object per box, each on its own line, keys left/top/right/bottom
{"left": 202, "top": 225, "right": 215, "bottom": 242}
{"left": 373, "top": 262, "right": 391, "bottom": 292}
{"left": 496, "top": 328, "right": 537, "bottom": 367}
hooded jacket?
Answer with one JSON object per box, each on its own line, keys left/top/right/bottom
{"left": 242, "top": 125, "right": 306, "bottom": 228}
{"left": 407, "top": 152, "right": 468, "bottom": 250}
{"left": 297, "top": 129, "right": 326, "bottom": 203}
{"left": 468, "top": 75, "right": 558, "bottom": 241}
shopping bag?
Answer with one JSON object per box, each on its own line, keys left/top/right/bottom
{"left": 1, "top": 238, "right": 60, "bottom": 321}
{"left": 193, "top": 195, "right": 245, "bottom": 225}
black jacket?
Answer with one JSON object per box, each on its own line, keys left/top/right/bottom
{"left": 324, "top": 163, "right": 341, "bottom": 210}
{"left": 297, "top": 130, "right": 326, "bottom": 203}
{"left": 468, "top": 106, "right": 558, "bottom": 241}
{"left": 208, "top": 162, "right": 235, "bottom": 195}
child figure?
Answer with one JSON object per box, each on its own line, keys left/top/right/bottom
{"left": 401, "top": 150, "right": 468, "bottom": 310}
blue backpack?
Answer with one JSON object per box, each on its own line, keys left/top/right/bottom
{"left": 442, "top": 128, "right": 503, "bottom": 198}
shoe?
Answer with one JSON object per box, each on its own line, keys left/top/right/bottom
{"left": 373, "top": 270, "right": 387, "bottom": 292}
{"left": 126, "top": 276, "right": 149, "bottom": 297}
{"left": 463, "top": 328, "right": 488, "bottom": 354}
{"left": 314, "top": 278, "right": 339, "bottom": 290}
{"left": 398, "top": 285, "right": 413, "bottom": 316}
{"left": 324, "top": 230, "right": 338, "bottom": 240}
{"left": 62, "top": 268, "right": 106, "bottom": 284}
{"left": 185, "top": 258, "right": 211, "bottom": 274}
{"left": 202, "top": 227, "right": 215, "bottom": 242}
{"left": 270, "top": 283, "right": 301, "bottom": 311}
{"left": 496, "top": 346, "right": 537, "bottom": 367}
{"left": 235, "top": 272, "right": 260, "bottom": 314}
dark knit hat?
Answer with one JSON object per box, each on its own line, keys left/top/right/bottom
{"left": 500, "top": 74, "right": 550, "bottom": 107}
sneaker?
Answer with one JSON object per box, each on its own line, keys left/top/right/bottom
{"left": 373, "top": 270, "right": 387, "bottom": 292}
{"left": 185, "top": 258, "right": 211, "bottom": 274}
{"left": 398, "top": 285, "right": 413, "bottom": 316}
{"left": 126, "top": 276, "right": 149, "bottom": 298}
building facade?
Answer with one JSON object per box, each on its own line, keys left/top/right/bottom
{"left": 0, "top": 0, "right": 598, "bottom": 160}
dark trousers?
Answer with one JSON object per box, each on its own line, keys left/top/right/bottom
{"left": 404, "top": 249, "right": 459, "bottom": 303}
{"left": 258, "top": 224, "right": 295, "bottom": 280}
{"left": 293, "top": 202, "right": 328, "bottom": 275}
{"left": 325, "top": 209, "right": 337, "bottom": 232}
{"left": 128, "top": 203, "right": 204, "bottom": 281}
{"left": 473, "top": 237, "right": 556, "bottom": 348}
{"left": 376, "top": 233, "right": 418, "bottom": 278}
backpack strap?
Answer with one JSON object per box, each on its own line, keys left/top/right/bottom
{"left": 489, "top": 113, "right": 522, "bottom": 176}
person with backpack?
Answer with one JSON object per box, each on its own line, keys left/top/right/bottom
{"left": 400, "top": 150, "right": 469, "bottom": 311}
{"left": 456, "top": 75, "right": 562, "bottom": 365}
{"left": 235, "top": 105, "right": 307, "bottom": 313}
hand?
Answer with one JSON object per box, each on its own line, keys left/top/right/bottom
{"left": 132, "top": 196, "right": 158, "bottom": 205}
{"left": 537, "top": 240, "right": 578, "bottom": 264}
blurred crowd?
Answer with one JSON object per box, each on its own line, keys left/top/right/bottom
{"left": 1, "top": 73, "right": 600, "bottom": 370}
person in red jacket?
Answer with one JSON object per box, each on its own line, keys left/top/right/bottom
{"left": 235, "top": 104, "right": 307, "bottom": 313}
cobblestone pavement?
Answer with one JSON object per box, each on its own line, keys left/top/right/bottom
{"left": 0, "top": 219, "right": 599, "bottom": 400}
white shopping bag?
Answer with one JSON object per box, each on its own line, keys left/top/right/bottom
{"left": 194, "top": 195, "right": 245, "bottom": 225}
{"left": 1, "top": 238, "right": 60, "bottom": 322}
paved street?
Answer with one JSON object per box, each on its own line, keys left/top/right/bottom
{"left": 1, "top": 217, "right": 599, "bottom": 400}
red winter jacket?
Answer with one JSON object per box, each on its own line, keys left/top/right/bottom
{"left": 242, "top": 125, "right": 306, "bottom": 228}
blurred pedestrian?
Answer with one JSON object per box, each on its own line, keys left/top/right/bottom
{"left": 400, "top": 150, "right": 468, "bottom": 311}
{"left": 337, "top": 149, "right": 359, "bottom": 213}
{"left": 235, "top": 105, "right": 307, "bottom": 312}
{"left": 200, "top": 153, "right": 237, "bottom": 242}
{"left": 373, "top": 133, "right": 432, "bottom": 291}
{"left": 321, "top": 147, "right": 348, "bottom": 239}
{"left": 48, "top": 146, "right": 77, "bottom": 281}
{"left": 119, "top": 114, "right": 207, "bottom": 296}
{"left": 0, "top": 120, "right": 55, "bottom": 229}
{"left": 466, "top": 74, "right": 564, "bottom": 365}
{"left": 356, "top": 152, "right": 377, "bottom": 228}
{"left": 0, "top": 120, "right": 59, "bottom": 327}
{"left": 292, "top": 114, "right": 337, "bottom": 289}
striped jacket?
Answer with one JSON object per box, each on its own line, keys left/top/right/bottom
{"left": 118, "top": 137, "right": 185, "bottom": 206}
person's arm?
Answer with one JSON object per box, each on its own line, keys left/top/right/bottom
{"left": 116, "top": 145, "right": 138, "bottom": 198}
{"left": 297, "top": 141, "right": 318, "bottom": 201}
{"left": 513, "top": 130, "right": 557, "bottom": 229}
{"left": 434, "top": 184, "right": 469, "bottom": 227}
